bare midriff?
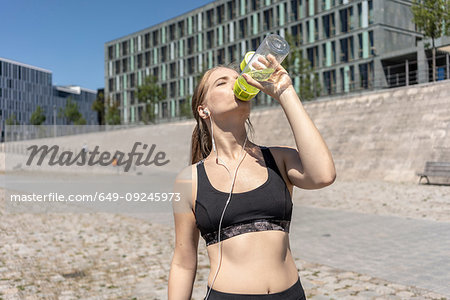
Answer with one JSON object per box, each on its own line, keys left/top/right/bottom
{"left": 205, "top": 230, "right": 299, "bottom": 294}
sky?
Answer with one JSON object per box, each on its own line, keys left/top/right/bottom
{"left": 0, "top": 0, "right": 214, "bottom": 91}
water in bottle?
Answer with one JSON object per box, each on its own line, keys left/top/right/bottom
{"left": 234, "top": 34, "right": 290, "bottom": 101}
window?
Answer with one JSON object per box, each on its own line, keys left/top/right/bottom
{"left": 170, "top": 82, "right": 176, "bottom": 98}
{"left": 228, "top": 0, "right": 236, "bottom": 19}
{"left": 307, "top": 46, "right": 319, "bottom": 68}
{"left": 290, "top": 0, "right": 299, "bottom": 21}
{"left": 137, "top": 54, "right": 142, "bottom": 69}
{"left": 122, "top": 58, "right": 128, "bottom": 73}
{"left": 108, "top": 46, "right": 114, "bottom": 60}
{"left": 340, "top": 36, "right": 354, "bottom": 62}
{"left": 251, "top": 37, "right": 261, "bottom": 50}
{"left": 145, "top": 33, "right": 150, "bottom": 49}
{"left": 339, "top": 7, "right": 353, "bottom": 33}
{"left": 314, "top": 18, "right": 319, "bottom": 40}
{"left": 187, "top": 37, "right": 195, "bottom": 55}
{"left": 322, "top": 44, "right": 327, "bottom": 67}
{"left": 291, "top": 23, "right": 302, "bottom": 45}
{"left": 239, "top": 19, "right": 248, "bottom": 39}
{"left": 108, "top": 79, "right": 114, "bottom": 92}
{"left": 322, "top": 13, "right": 335, "bottom": 38}
{"left": 130, "top": 73, "right": 135, "bottom": 88}
{"left": 358, "top": 3, "right": 362, "bottom": 27}
{"left": 115, "top": 61, "right": 120, "bottom": 75}
{"left": 369, "top": 31, "right": 374, "bottom": 56}
{"left": 251, "top": 0, "right": 259, "bottom": 10}
{"left": 187, "top": 57, "right": 195, "bottom": 74}
{"left": 323, "top": 70, "right": 336, "bottom": 95}
{"left": 263, "top": 8, "right": 273, "bottom": 31}
{"left": 218, "top": 48, "right": 225, "bottom": 64}
{"left": 162, "top": 46, "right": 168, "bottom": 62}
{"left": 358, "top": 33, "right": 363, "bottom": 58}
{"left": 153, "top": 31, "right": 159, "bottom": 46}
{"left": 207, "top": 30, "right": 215, "bottom": 48}
{"left": 178, "top": 20, "right": 185, "bottom": 37}
{"left": 122, "top": 41, "right": 128, "bottom": 56}
{"left": 217, "top": 4, "right": 225, "bottom": 23}
{"left": 206, "top": 9, "right": 214, "bottom": 27}
{"left": 228, "top": 45, "right": 237, "bottom": 62}
{"left": 331, "top": 41, "right": 336, "bottom": 64}
{"left": 145, "top": 51, "right": 150, "bottom": 67}
{"left": 359, "top": 62, "right": 373, "bottom": 89}
{"left": 170, "top": 63, "right": 176, "bottom": 78}
{"left": 369, "top": 0, "right": 373, "bottom": 24}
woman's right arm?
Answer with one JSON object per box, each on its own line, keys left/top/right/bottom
{"left": 168, "top": 165, "right": 199, "bottom": 300}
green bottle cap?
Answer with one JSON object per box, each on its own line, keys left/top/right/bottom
{"left": 234, "top": 51, "right": 259, "bottom": 101}
{"left": 240, "top": 51, "right": 255, "bottom": 71}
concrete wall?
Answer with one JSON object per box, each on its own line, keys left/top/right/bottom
{"left": 2, "top": 79, "right": 449, "bottom": 183}
{"left": 250, "top": 79, "right": 450, "bottom": 183}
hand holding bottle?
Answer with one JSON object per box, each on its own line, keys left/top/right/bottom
{"left": 242, "top": 54, "right": 293, "bottom": 102}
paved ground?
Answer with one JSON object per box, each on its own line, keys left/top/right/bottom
{"left": 1, "top": 172, "right": 449, "bottom": 299}
{"left": 289, "top": 205, "right": 450, "bottom": 297}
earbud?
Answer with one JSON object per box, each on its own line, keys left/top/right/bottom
{"left": 204, "top": 109, "right": 209, "bottom": 116}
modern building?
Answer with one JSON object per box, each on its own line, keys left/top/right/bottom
{"left": 0, "top": 57, "right": 98, "bottom": 141}
{"left": 104, "top": 0, "right": 450, "bottom": 124}
{"left": 53, "top": 85, "right": 98, "bottom": 125}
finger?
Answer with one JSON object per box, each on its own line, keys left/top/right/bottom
{"left": 266, "top": 54, "right": 278, "bottom": 68}
{"left": 257, "top": 55, "right": 270, "bottom": 67}
{"left": 242, "top": 73, "right": 264, "bottom": 90}
{"left": 251, "top": 60, "right": 265, "bottom": 70}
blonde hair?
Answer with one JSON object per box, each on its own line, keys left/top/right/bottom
{"left": 190, "top": 65, "right": 254, "bottom": 164}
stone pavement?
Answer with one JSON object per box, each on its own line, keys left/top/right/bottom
{"left": 1, "top": 172, "right": 449, "bottom": 299}
{"left": 289, "top": 205, "right": 450, "bottom": 297}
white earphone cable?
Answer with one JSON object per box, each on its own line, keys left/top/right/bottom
{"left": 203, "top": 112, "right": 247, "bottom": 300}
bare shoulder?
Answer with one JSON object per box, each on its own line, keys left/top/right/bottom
{"left": 173, "top": 163, "right": 198, "bottom": 213}
{"left": 265, "top": 145, "right": 299, "bottom": 166}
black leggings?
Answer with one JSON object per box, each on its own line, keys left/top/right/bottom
{"left": 203, "top": 276, "right": 307, "bottom": 300}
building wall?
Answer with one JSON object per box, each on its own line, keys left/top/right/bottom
{"left": 0, "top": 58, "right": 98, "bottom": 142}
{"left": 53, "top": 87, "right": 98, "bottom": 125}
{"left": 104, "top": 0, "right": 421, "bottom": 125}
{"left": 0, "top": 58, "right": 53, "bottom": 141}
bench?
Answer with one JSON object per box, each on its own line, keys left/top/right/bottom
{"left": 417, "top": 161, "right": 450, "bottom": 184}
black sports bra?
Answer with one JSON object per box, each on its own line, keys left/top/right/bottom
{"left": 194, "top": 145, "right": 293, "bottom": 246}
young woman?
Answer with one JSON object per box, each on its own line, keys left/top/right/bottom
{"left": 169, "top": 54, "right": 336, "bottom": 300}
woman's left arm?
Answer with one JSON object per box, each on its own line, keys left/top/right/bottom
{"left": 243, "top": 55, "right": 336, "bottom": 189}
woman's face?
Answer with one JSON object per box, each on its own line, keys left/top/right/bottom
{"left": 200, "top": 67, "right": 250, "bottom": 118}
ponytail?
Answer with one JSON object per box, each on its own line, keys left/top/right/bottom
{"left": 190, "top": 120, "right": 212, "bottom": 165}
{"left": 189, "top": 65, "right": 255, "bottom": 165}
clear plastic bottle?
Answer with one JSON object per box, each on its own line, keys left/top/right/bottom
{"left": 234, "top": 34, "right": 290, "bottom": 101}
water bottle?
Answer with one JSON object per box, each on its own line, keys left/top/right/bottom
{"left": 234, "top": 34, "right": 290, "bottom": 101}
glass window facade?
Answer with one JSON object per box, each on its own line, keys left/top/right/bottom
{"left": 104, "top": 0, "right": 419, "bottom": 123}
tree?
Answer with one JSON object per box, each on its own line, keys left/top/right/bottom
{"left": 179, "top": 95, "right": 193, "bottom": 119}
{"left": 282, "top": 33, "right": 322, "bottom": 100}
{"left": 30, "top": 106, "right": 46, "bottom": 125}
{"left": 411, "top": 0, "right": 450, "bottom": 81}
{"left": 58, "top": 97, "right": 86, "bottom": 125}
{"left": 92, "top": 91, "right": 106, "bottom": 125}
{"left": 105, "top": 100, "right": 121, "bottom": 125}
{"left": 6, "top": 113, "right": 19, "bottom": 125}
{"left": 136, "top": 75, "right": 165, "bottom": 124}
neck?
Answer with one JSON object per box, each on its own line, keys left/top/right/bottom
{"left": 208, "top": 119, "right": 250, "bottom": 160}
